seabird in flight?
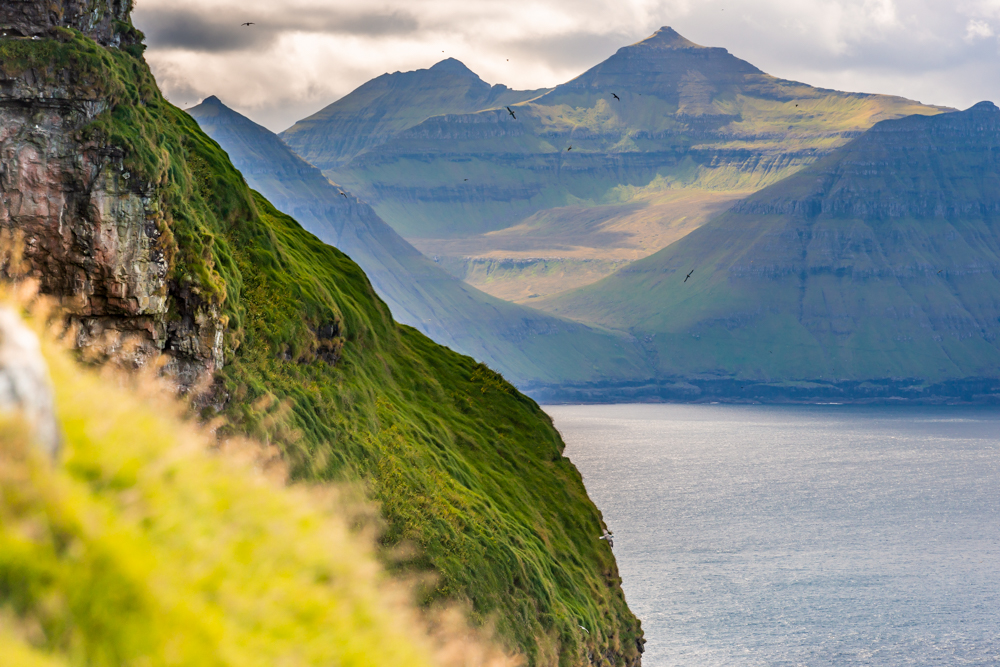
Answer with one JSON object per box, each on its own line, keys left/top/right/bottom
{"left": 506, "top": 106, "right": 517, "bottom": 119}
{"left": 612, "top": 93, "right": 620, "bottom": 101}
{"left": 567, "top": 146, "right": 573, "bottom": 151}
{"left": 340, "top": 192, "right": 347, "bottom": 198}
{"left": 685, "top": 269, "right": 694, "bottom": 282}
{"left": 599, "top": 530, "right": 614, "bottom": 548}
{"left": 241, "top": 22, "right": 255, "bottom": 26}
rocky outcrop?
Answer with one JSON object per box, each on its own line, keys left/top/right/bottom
{"left": 0, "top": 0, "right": 135, "bottom": 47}
{"left": 0, "top": 307, "right": 59, "bottom": 457}
{"left": 0, "top": 2, "right": 224, "bottom": 387}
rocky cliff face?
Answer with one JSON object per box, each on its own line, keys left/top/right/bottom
{"left": 0, "top": 0, "right": 134, "bottom": 47}
{"left": 0, "top": 2, "right": 223, "bottom": 386}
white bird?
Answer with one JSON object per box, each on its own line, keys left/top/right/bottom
{"left": 579, "top": 625, "right": 589, "bottom": 634}
{"left": 599, "top": 530, "right": 614, "bottom": 548}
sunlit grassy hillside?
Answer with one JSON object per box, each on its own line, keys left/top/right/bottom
{"left": 0, "top": 26, "right": 643, "bottom": 666}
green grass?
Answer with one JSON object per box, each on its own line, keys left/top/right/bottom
{"left": 0, "top": 29, "right": 643, "bottom": 665}
{"left": 0, "top": 335, "right": 446, "bottom": 667}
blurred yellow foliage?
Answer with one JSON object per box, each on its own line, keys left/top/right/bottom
{"left": 0, "top": 293, "right": 517, "bottom": 667}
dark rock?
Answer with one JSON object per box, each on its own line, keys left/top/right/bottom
{"left": 0, "top": 0, "right": 137, "bottom": 48}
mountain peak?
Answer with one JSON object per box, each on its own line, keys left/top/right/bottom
{"left": 202, "top": 95, "right": 224, "bottom": 106}
{"left": 636, "top": 27, "right": 706, "bottom": 50}
{"left": 970, "top": 100, "right": 999, "bottom": 113}
{"left": 429, "top": 58, "right": 478, "bottom": 76}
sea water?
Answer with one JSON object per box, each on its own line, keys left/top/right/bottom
{"left": 545, "top": 404, "right": 1000, "bottom": 667}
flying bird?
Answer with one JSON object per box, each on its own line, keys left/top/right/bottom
{"left": 938, "top": 270, "right": 943, "bottom": 274}
{"left": 599, "top": 530, "right": 614, "bottom": 548}
{"left": 567, "top": 146, "right": 573, "bottom": 151}
{"left": 612, "top": 93, "right": 620, "bottom": 101}
{"left": 580, "top": 626, "right": 590, "bottom": 634}
{"left": 685, "top": 269, "right": 694, "bottom": 282}
{"left": 506, "top": 106, "right": 516, "bottom": 119}
{"left": 339, "top": 192, "right": 347, "bottom": 198}
{"left": 241, "top": 22, "right": 255, "bottom": 26}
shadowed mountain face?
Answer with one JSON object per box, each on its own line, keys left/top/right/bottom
{"left": 537, "top": 103, "right": 1000, "bottom": 402}
{"left": 189, "top": 96, "right": 650, "bottom": 389}
{"left": 286, "top": 27, "right": 946, "bottom": 302}
{"left": 280, "top": 58, "right": 549, "bottom": 171}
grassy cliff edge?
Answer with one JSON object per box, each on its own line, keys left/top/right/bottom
{"left": 0, "top": 26, "right": 643, "bottom": 666}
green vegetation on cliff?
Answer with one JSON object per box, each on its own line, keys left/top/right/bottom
{"left": 0, "top": 322, "right": 469, "bottom": 667}
{"left": 0, "top": 28, "right": 643, "bottom": 666}
{"left": 188, "top": 96, "right": 650, "bottom": 389}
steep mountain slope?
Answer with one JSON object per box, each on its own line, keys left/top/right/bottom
{"left": 538, "top": 103, "right": 1000, "bottom": 402}
{"left": 0, "top": 8, "right": 643, "bottom": 665}
{"left": 308, "top": 28, "right": 945, "bottom": 301}
{"left": 188, "top": 96, "right": 650, "bottom": 389}
{"left": 281, "top": 58, "right": 548, "bottom": 170}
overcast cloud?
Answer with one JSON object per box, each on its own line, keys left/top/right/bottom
{"left": 132, "top": 0, "right": 1000, "bottom": 132}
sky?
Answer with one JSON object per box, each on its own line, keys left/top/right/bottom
{"left": 132, "top": 0, "right": 1000, "bottom": 132}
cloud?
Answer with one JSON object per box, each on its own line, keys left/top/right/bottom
{"left": 965, "top": 19, "right": 995, "bottom": 40}
{"left": 135, "top": 5, "right": 419, "bottom": 53}
{"left": 131, "top": 0, "right": 1000, "bottom": 131}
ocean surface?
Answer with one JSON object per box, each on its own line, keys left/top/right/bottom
{"left": 545, "top": 404, "right": 1000, "bottom": 667}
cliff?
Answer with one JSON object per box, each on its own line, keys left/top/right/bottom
{"left": 538, "top": 103, "right": 1000, "bottom": 403}
{"left": 0, "top": 4, "right": 644, "bottom": 664}
{"left": 0, "top": 0, "right": 135, "bottom": 47}
{"left": 0, "top": 4, "right": 222, "bottom": 386}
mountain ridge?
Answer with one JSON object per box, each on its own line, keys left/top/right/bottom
{"left": 281, "top": 59, "right": 549, "bottom": 170}
{"left": 297, "top": 27, "right": 948, "bottom": 300}
{"left": 534, "top": 102, "right": 1000, "bottom": 403}
{"left": 189, "top": 95, "right": 653, "bottom": 389}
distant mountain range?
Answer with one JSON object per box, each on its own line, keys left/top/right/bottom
{"left": 281, "top": 28, "right": 947, "bottom": 302}
{"left": 195, "top": 30, "right": 1000, "bottom": 402}
{"left": 537, "top": 103, "right": 1000, "bottom": 402}
{"left": 188, "top": 96, "right": 649, "bottom": 389}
